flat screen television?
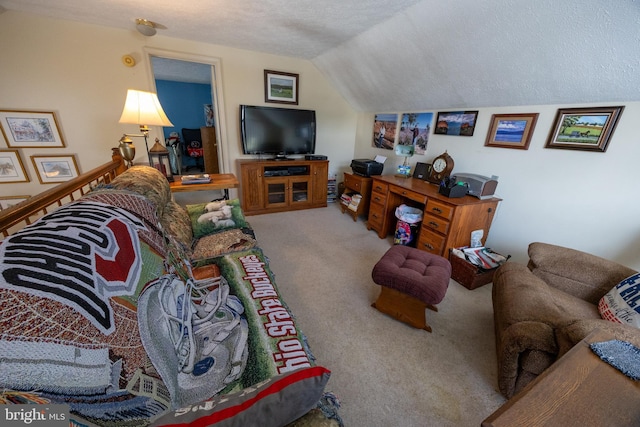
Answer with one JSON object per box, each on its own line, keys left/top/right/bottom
{"left": 240, "top": 105, "right": 316, "bottom": 160}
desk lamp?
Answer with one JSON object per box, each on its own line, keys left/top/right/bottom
{"left": 118, "top": 89, "right": 173, "bottom": 167}
{"left": 395, "top": 144, "right": 415, "bottom": 178}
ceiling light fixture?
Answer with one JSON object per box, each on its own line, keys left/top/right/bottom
{"left": 136, "top": 18, "right": 157, "bottom": 36}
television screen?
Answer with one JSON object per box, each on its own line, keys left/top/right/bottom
{"left": 240, "top": 105, "right": 316, "bottom": 158}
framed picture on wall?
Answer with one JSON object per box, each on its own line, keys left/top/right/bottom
{"left": 264, "top": 70, "right": 299, "bottom": 105}
{"left": 434, "top": 111, "right": 479, "bottom": 136}
{"left": 373, "top": 113, "right": 398, "bottom": 150}
{"left": 0, "top": 110, "right": 65, "bottom": 148}
{"left": 0, "top": 195, "right": 30, "bottom": 210}
{"left": 485, "top": 113, "right": 539, "bottom": 150}
{"left": 399, "top": 112, "right": 434, "bottom": 154}
{"left": 545, "top": 106, "right": 624, "bottom": 152}
{"left": 31, "top": 154, "right": 79, "bottom": 184}
{"left": 0, "top": 150, "right": 30, "bottom": 183}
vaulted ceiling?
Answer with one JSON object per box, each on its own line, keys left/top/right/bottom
{"left": 2, "top": 0, "right": 639, "bottom": 111}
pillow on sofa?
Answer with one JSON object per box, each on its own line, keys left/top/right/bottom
{"left": 192, "top": 228, "right": 257, "bottom": 262}
{"left": 598, "top": 272, "right": 640, "bottom": 328}
{"left": 187, "top": 199, "right": 249, "bottom": 239}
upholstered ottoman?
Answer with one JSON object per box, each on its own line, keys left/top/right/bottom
{"left": 371, "top": 245, "right": 451, "bottom": 332}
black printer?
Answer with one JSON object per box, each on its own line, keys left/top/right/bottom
{"left": 350, "top": 159, "right": 384, "bottom": 177}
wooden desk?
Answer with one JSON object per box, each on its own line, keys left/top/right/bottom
{"left": 482, "top": 330, "right": 640, "bottom": 426}
{"left": 367, "top": 176, "right": 501, "bottom": 257}
{"left": 169, "top": 174, "right": 239, "bottom": 199}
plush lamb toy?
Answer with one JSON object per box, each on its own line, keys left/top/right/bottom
{"left": 197, "top": 201, "right": 235, "bottom": 227}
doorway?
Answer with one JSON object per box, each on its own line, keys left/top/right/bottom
{"left": 145, "top": 48, "right": 229, "bottom": 175}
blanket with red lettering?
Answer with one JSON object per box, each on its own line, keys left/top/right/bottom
{"left": 136, "top": 248, "right": 316, "bottom": 411}
{"left": 0, "top": 192, "right": 170, "bottom": 425}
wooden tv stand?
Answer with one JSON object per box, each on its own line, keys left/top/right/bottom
{"left": 367, "top": 175, "right": 501, "bottom": 257}
{"left": 238, "top": 159, "right": 329, "bottom": 215}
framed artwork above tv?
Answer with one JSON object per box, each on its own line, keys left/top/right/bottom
{"left": 264, "top": 70, "right": 299, "bottom": 105}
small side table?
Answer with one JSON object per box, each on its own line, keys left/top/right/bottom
{"left": 340, "top": 172, "right": 372, "bottom": 221}
{"left": 169, "top": 173, "right": 239, "bottom": 200}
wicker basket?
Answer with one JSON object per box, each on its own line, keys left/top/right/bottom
{"left": 449, "top": 249, "right": 497, "bottom": 290}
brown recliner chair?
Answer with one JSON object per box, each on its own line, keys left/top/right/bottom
{"left": 492, "top": 242, "right": 640, "bottom": 398}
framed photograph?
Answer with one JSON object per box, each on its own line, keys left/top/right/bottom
{"left": 399, "top": 112, "right": 434, "bottom": 154}
{"left": 0, "top": 150, "right": 30, "bottom": 183}
{"left": 434, "top": 111, "right": 479, "bottom": 136}
{"left": 31, "top": 154, "right": 79, "bottom": 184}
{"left": 0, "top": 110, "right": 65, "bottom": 148}
{"left": 0, "top": 195, "right": 30, "bottom": 210}
{"left": 485, "top": 113, "right": 539, "bottom": 150}
{"left": 545, "top": 106, "right": 624, "bottom": 152}
{"left": 372, "top": 113, "right": 398, "bottom": 150}
{"left": 264, "top": 70, "right": 299, "bottom": 105}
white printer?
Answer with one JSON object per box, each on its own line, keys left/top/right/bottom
{"left": 453, "top": 173, "right": 498, "bottom": 199}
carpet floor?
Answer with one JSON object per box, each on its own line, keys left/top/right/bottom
{"left": 247, "top": 204, "right": 506, "bottom": 426}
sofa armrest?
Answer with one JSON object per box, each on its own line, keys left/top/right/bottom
{"left": 556, "top": 319, "right": 640, "bottom": 356}
{"left": 494, "top": 321, "right": 557, "bottom": 398}
{"left": 527, "top": 242, "right": 637, "bottom": 304}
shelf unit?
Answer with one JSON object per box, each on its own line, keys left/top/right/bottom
{"left": 340, "top": 172, "right": 372, "bottom": 221}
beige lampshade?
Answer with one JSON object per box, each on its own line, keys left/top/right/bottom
{"left": 118, "top": 89, "right": 173, "bottom": 127}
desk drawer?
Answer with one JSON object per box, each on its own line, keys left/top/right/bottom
{"left": 417, "top": 230, "right": 446, "bottom": 255}
{"left": 390, "top": 185, "right": 427, "bottom": 204}
{"left": 345, "top": 173, "right": 365, "bottom": 193}
{"left": 371, "top": 180, "right": 388, "bottom": 195}
{"left": 425, "top": 199, "right": 454, "bottom": 220}
{"left": 422, "top": 213, "right": 450, "bottom": 235}
{"left": 368, "top": 202, "right": 385, "bottom": 230}
{"left": 370, "top": 190, "right": 387, "bottom": 206}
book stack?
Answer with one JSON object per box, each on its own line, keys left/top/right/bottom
{"left": 340, "top": 192, "right": 353, "bottom": 206}
{"left": 327, "top": 177, "right": 338, "bottom": 203}
{"left": 181, "top": 174, "right": 211, "bottom": 184}
{"left": 348, "top": 193, "right": 362, "bottom": 211}
{"left": 460, "top": 247, "right": 508, "bottom": 270}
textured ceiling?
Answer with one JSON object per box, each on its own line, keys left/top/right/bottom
{"left": 2, "top": 0, "right": 639, "bottom": 111}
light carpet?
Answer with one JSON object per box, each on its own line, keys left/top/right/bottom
{"left": 247, "top": 204, "right": 507, "bottom": 426}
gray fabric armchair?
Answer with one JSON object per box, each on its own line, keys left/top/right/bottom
{"left": 492, "top": 242, "right": 640, "bottom": 398}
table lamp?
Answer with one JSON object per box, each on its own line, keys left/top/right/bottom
{"left": 395, "top": 144, "right": 415, "bottom": 178}
{"left": 118, "top": 89, "right": 173, "bottom": 166}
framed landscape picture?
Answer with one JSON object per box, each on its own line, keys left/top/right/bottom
{"left": 31, "top": 154, "right": 79, "bottom": 184}
{"left": 0, "top": 195, "right": 30, "bottom": 210}
{"left": 485, "top": 113, "right": 539, "bottom": 150}
{"left": 0, "top": 150, "right": 30, "bottom": 183}
{"left": 264, "top": 70, "right": 299, "bottom": 105}
{"left": 0, "top": 110, "right": 65, "bottom": 148}
{"left": 434, "top": 111, "right": 479, "bottom": 136}
{"left": 545, "top": 106, "right": 624, "bottom": 152}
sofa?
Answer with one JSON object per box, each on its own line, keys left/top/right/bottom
{"left": 0, "top": 165, "right": 340, "bottom": 427}
{"left": 492, "top": 242, "right": 640, "bottom": 398}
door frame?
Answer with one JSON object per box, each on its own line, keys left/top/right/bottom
{"left": 144, "top": 47, "right": 230, "bottom": 174}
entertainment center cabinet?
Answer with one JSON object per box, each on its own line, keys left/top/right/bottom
{"left": 367, "top": 175, "right": 501, "bottom": 257}
{"left": 238, "top": 159, "right": 329, "bottom": 215}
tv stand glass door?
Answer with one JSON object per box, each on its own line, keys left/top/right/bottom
{"left": 265, "top": 176, "right": 311, "bottom": 209}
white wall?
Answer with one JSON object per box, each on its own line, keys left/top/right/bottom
{"left": 354, "top": 103, "right": 640, "bottom": 270}
{"left": 0, "top": 11, "right": 357, "bottom": 200}
{"left": 2, "top": 11, "right": 639, "bottom": 272}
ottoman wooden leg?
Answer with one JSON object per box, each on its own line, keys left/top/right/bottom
{"left": 372, "top": 286, "right": 433, "bottom": 332}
